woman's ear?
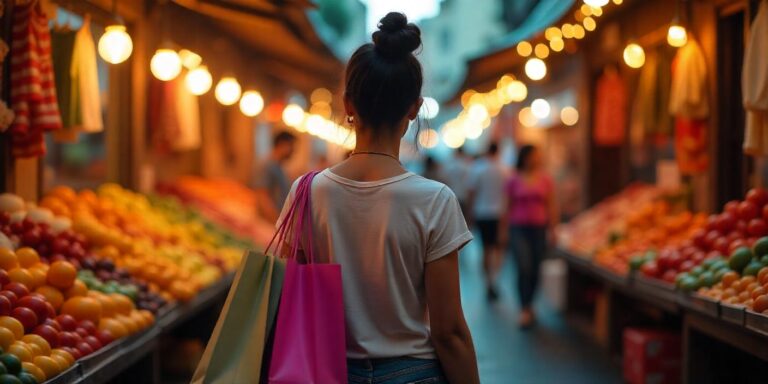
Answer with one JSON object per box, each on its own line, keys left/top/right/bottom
{"left": 407, "top": 97, "right": 424, "bottom": 120}
{"left": 343, "top": 94, "right": 355, "bottom": 117}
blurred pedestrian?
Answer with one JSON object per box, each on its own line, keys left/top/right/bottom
{"left": 423, "top": 155, "right": 445, "bottom": 183}
{"left": 500, "top": 144, "right": 557, "bottom": 328}
{"left": 468, "top": 142, "right": 508, "bottom": 301}
{"left": 252, "top": 131, "right": 296, "bottom": 223}
{"left": 441, "top": 147, "right": 472, "bottom": 218}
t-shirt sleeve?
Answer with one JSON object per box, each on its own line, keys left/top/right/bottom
{"left": 275, "top": 178, "right": 300, "bottom": 230}
{"left": 426, "top": 187, "right": 474, "bottom": 263}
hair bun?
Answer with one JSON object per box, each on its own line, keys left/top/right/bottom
{"left": 372, "top": 12, "right": 421, "bottom": 59}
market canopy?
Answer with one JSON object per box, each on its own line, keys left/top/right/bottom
{"left": 172, "top": 0, "right": 343, "bottom": 92}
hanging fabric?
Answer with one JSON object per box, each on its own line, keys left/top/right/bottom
{"left": 669, "top": 38, "right": 709, "bottom": 174}
{"left": 593, "top": 66, "right": 628, "bottom": 147}
{"left": 71, "top": 16, "right": 103, "bottom": 133}
{"left": 9, "top": 0, "right": 62, "bottom": 158}
{"left": 147, "top": 75, "right": 201, "bottom": 154}
{"left": 629, "top": 50, "right": 658, "bottom": 166}
{"left": 743, "top": 0, "right": 768, "bottom": 156}
{"left": 50, "top": 27, "right": 78, "bottom": 141}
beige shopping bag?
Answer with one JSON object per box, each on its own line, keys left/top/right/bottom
{"left": 191, "top": 250, "right": 285, "bottom": 383}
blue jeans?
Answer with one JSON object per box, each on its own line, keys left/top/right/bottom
{"left": 510, "top": 225, "right": 548, "bottom": 308}
{"left": 347, "top": 357, "right": 447, "bottom": 384}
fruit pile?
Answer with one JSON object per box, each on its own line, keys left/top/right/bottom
{"left": 698, "top": 267, "right": 768, "bottom": 314}
{"left": 0, "top": 247, "right": 152, "bottom": 383}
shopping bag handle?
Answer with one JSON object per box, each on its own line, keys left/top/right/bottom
{"left": 265, "top": 171, "right": 319, "bottom": 263}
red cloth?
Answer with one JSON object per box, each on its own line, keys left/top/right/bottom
{"left": 593, "top": 69, "right": 628, "bottom": 146}
{"left": 9, "top": 1, "right": 62, "bottom": 158}
{"left": 675, "top": 118, "right": 708, "bottom": 174}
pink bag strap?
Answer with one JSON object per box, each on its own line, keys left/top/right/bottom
{"left": 265, "top": 171, "right": 320, "bottom": 263}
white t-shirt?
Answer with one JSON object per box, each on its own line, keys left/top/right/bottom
{"left": 278, "top": 169, "right": 473, "bottom": 359}
{"left": 440, "top": 159, "right": 470, "bottom": 202}
{"left": 468, "top": 158, "right": 509, "bottom": 219}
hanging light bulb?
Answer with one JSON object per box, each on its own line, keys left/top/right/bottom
{"left": 667, "top": 24, "right": 688, "bottom": 47}
{"left": 623, "top": 43, "right": 646, "bottom": 68}
{"left": 506, "top": 80, "right": 528, "bottom": 102}
{"left": 518, "top": 107, "right": 538, "bottom": 127}
{"left": 240, "top": 90, "right": 265, "bottom": 117}
{"left": 179, "top": 49, "right": 202, "bottom": 69}
{"left": 534, "top": 43, "right": 550, "bottom": 59}
{"left": 150, "top": 48, "right": 182, "bottom": 81}
{"left": 531, "top": 99, "right": 551, "bottom": 119}
{"left": 516, "top": 41, "right": 533, "bottom": 57}
{"left": 583, "top": 0, "right": 609, "bottom": 6}
{"left": 525, "top": 58, "right": 547, "bottom": 81}
{"left": 560, "top": 107, "right": 580, "bottom": 126}
{"left": 583, "top": 16, "right": 597, "bottom": 31}
{"left": 185, "top": 65, "right": 212, "bottom": 95}
{"left": 418, "top": 128, "right": 439, "bottom": 149}
{"left": 214, "top": 77, "right": 242, "bottom": 106}
{"left": 282, "top": 104, "right": 305, "bottom": 127}
{"left": 98, "top": 25, "right": 133, "bottom": 64}
{"left": 419, "top": 97, "right": 440, "bottom": 119}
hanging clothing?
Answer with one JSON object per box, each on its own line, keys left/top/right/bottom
{"left": 71, "top": 19, "right": 103, "bottom": 133}
{"left": 743, "top": 0, "right": 768, "bottom": 156}
{"left": 675, "top": 118, "right": 708, "bottom": 174}
{"left": 593, "top": 68, "right": 628, "bottom": 147}
{"left": 174, "top": 79, "right": 201, "bottom": 151}
{"left": 650, "top": 47, "right": 674, "bottom": 144}
{"left": 629, "top": 50, "right": 657, "bottom": 166}
{"left": 669, "top": 38, "right": 709, "bottom": 119}
{"left": 147, "top": 76, "right": 201, "bottom": 153}
{"left": 50, "top": 28, "right": 78, "bottom": 142}
{"left": 9, "top": 0, "right": 62, "bottom": 158}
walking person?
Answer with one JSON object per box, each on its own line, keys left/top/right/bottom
{"left": 252, "top": 131, "right": 297, "bottom": 223}
{"left": 278, "top": 12, "right": 479, "bottom": 383}
{"left": 500, "top": 144, "right": 557, "bottom": 328}
{"left": 441, "top": 147, "right": 472, "bottom": 218}
{"left": 468, "top": 142, "right": 508, "bottom": 301}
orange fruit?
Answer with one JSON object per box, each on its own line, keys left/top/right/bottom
{"left": 8, "top": 268, "right": 35, "bottom": 289}
{"left": 109, "top": 293, "right": 134, "bottom": 316}
{"left": 33, "top": 355, "right": 61, "bottom": 378}
{"left": 22, "top": 334, "right": 51, "bottom": 356}
{"left": 130, "top": 311, "right": 147, "bottom": 330}
{"left": 752, "top": 287, "right": 767, "bottom": 300}
{"left": 15, "top": 248, "right": 40, "bottom": 268}
{"left": 0, "top": 249, "right": 18, "bottom": 271}
{"left": 759, "top": 267, "right": 768, "bottom": 285}
{"left": 138, "top": 310, "right": 155, "bottom": 326}
{"left": 48, "top": 186, "right": 76, "bottom": 203}
{"left": 25, "top": 342, "right": 43, "bottom": 357}
{"left": 22, "top": 362, "right": 46, "bottom": 382}
{"left": 50, "top": 349, "right": 75, "bottom": 366}
{"left": 116, "top": 314, "right": 139, "bottom": 335}
{"left": 65, "top": 279, "right": 88, "bottom": 299}
{"left": 90, "top": 293, "right": 116, "bottom": 318}
{"left": 0, "top": 327, "right": 15, "bottom": 350}
{"left": 35, "top": 285, "right": 64, "bottom": 310}
{"left": 47, "top": 261, "right": 77, "bottom": 289}
{"left": 28, "top": 268, "right": 47, "bottom": 290}
{"left": 8, "top": 341, "right": 34, "bottom": 361}
{"left": 50, "top": 353, "right": 70, "bottom": 370}
{"left": 98, "top": 318, "right": 128, "bottom": 339}
{"left": 754, "top": 295, "right": 768, "bottom": 312}
{"left": 61, "top": 297, "right": 102, "bottom": 323}
{"left": 0, "top": 317, "right": 25, "bottom": 339}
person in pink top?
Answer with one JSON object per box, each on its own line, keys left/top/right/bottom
{"left": 500, "top": 144, "right": 558, "bottom": 328}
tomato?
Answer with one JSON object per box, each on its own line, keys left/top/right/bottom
{"left": 748, "top": 219, "right": 768, "bottom": 237}
{"left": 747, "top": 188, "right": 768, "bottom": 207}
{"left": 725, "top": 200, "right": 741, "bottom": 215}
{"left": 739, "top": 201, "right": 760, "bottom": 220}
{"left": 662, "top": 270, "right": 678, "bottom": 283}
{"left": 679, "top": 260, "right": 696, "bottom": 272}
{"left": 32, "top": 325, "right": 60, "bottom": 349}
{"left": 704, "top": 230, "right": 721, "bottom": 249}
{"left": 641, "top": 261, "right": 660, "bottom": 277}
{"left": 718, "top": 212, "right": 737, "bottom": 233}
{"left": 16, "top": 296, "right": 49, "bottom": 323}
{"left": 11, "top": 307, "right": 38, "bottom": 332}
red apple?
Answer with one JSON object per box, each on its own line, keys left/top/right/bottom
{"left": 56, "top": 314, "right": 78, "bottom": 332}
{"left": 3, "top": 283, "right": 29, "bottom": 299}
{"left": 95, "top": 329, "right": 114, "bottom": 346}
{"left": 50, "top": 238, "right": 70, "bottom": 254}
{"left": 0, "top": 271, "right": 10, "bottom": 287}
{"left": 727, "top": 230, "right": 746, "bottom": 243}
{"left": 11, "top": 307, "right": 38, "bottom": 332}
{"left": 0, "top": 291, "right": 18, "bottom": 307}
{"left": 16, "top": 296, "right": 49, "bottom": 323}
{"left": 44, "top": 302, "right": 55, "bottom": 320}
{"left": 50, "top": 254, "right": 67, "bottom": 263}
{"left": 725, "top": 200, "right": 741, "bottom": 215}
{"left": 76, "top": 341, "right": 94, "bottom": 356}
{"left": 692, "top": 229, "right": 708, "bottom": 248}
{"left": 748, "top": 219, "right": 768, "bottom": 237}
{"left": 718, "top": 212, "right": 737, "bottom": 233}
{"left": 61, "top": 346, "right": 82, "bottom": 360}
{"left": 747, "top": 188, "right": 768, "bottom": 207}
{"left": 59, "top": 331, "right": 78, "bottom": 348}
{"left": 75, "top": 327, "right": 89, "bottom": 338}
{"left": 42, "top": 318, "right": 62, "bottom": 332}
{"left": 83, "top": 335, "right": 102, "bottom": 351}
{"left": 78, "top": 320, "right": 97, "bottom": 335}
{"left": 706, "top": 215, "right": 719, "bottom": 231}
{"left": 691, "top": 251, "right": 706, "bottom": 264}
{"left": 21, "top": 229, "right": 41, "bottom": 247}
{"left": 714, "top": 237, "right": 730, "bottom": 254}
{"left": 33, "top": 324, "right": 60, "bottom": 348}
{"left": 704, "top": 230, "right": 721, "bottom": 249}
{"left": 0, "top": 295, "right": 11, "bottom": 317}
{"left": 739, "top": 201, "right": 760, "bottom": 220}
{"left": 706, "top": 251, "right": 723, "bottom": 260}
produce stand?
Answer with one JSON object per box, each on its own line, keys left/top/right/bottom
{"left": 558, "top": 248, "right": 768, "bottom": 383}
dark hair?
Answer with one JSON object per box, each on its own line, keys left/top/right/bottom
{"left": 345, "top": 12, "right": 423, "bottom": 133}
{"left": 274, "top": 131, "right": 296, "bottom": 147}
{"left": 488, "top": 142, "right": 499, "bottom": 156}
{"left": 516, "top": 144, "right": 537, "bottom": 171}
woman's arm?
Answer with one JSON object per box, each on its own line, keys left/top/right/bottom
{"left": 426, "top": 251, "right": 480, "bottom": 384}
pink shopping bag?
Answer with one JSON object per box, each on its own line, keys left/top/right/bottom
{"left": 268, "top": 171, "right": 347, "bottom": 384}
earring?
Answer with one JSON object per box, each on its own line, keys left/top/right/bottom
{"left": 346, "top": 115, "right": 354, "bottom": 125}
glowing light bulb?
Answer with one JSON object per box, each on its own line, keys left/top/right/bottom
{"left": 573, "top": 25, "right": 586, "bottom": 39}
{"left": 442, "top": 126, "right": 466, "bottom": 149}
{"left": 310, "top": 88, "right": 333, "bottom": 104}
{"left": 98, "top": 25, "right": 133, "bottom": 64}
{"left": 179, "top": 49, "right": 202, "bottom": 69}
{"left": 623, "top": 43, "right": 646, "bottom": 68}
{"left": 667, "top": 24, "right": 688, "bottom": 47}
{"left": 550, "top": 37, "right": 565, "bottom": 52}
{"left": 150, "top": 49, "right": 182, "bottom": 81}
{"left": 239, "top": 90, "right": 264, "bottom": 117}
{"left": 525, "top": 58, "right": 547, "bottom": 81}
{"left": 560, "top": 107, "right": 579, "bottom": 126}
{"left": 518, "top": 107, "right": 538, "bottom": 127}
{"left": 214, "top": 77, "right": 242, "bottom": 106}
{"left": 584, "top": 0, "right": 609, "bottom": 7}
{"left": 545, "top": 27, "right": 562, "bottom": 40}
{"left": 418, "top": 128, "right": 439, "bottom": 148}
{"left": 282, "top": 104, "right": 305, "bottom": 127}
{"left": 185, "top": 65, "right": 212, "bottom": 95}
{"left": 468, "top": 104, "right": 489, "bottom": 122}
{"left": 506, "top": 80, "right": 528, "bottom": 102}
{"left": 419, "top": 97, "right": 440, "bottom": 119}
{"left": 583, "top": 16, "right": 597, "bottom": 31}
{"left": 516, "top": 41, "right": 533, "bottom": 57}
{"left": 531, "top": 99, "right": 551, "bottom": 119}
{"left": 535, "top": 43, "right": 550, "bottom": 59}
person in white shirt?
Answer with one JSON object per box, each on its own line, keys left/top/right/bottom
{"left": 468, "top": 142, "right": 509, "bottom": 301}
{"left": 278, "top": 12, "right": 479, "bottom": 384}
{"left": 440, "top": 147, "right": 472, "bottom": 217}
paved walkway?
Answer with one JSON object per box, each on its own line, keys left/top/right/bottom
{"left": 459, "top": 237, "right": 621, "bottom": 384}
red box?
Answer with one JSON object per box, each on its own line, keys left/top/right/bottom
{"left": 623, "top": 328, "right": 682, "bottom": 384}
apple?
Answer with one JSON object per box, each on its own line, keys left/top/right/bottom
{"left": 747, "top": 188, "right": 768, "bottom": 207}
{"left": 737, "top": 220, "right": 749, "bottom": 233}
{"left": 42, "top": 318, "right": 62, "bottom": 332}
{"left": 714, "top": 237, "right": 730, "bottom": 254}
{"left": 718, "top": 212, "right": 737, "bottom": 233}
{"left": 78, "top": 320, "right": 97, "bottom": 335}
{"left": 0, "top": 270, "right": 10, "bottom": 286}
{"left": 95, "top": 329, "right": 114, "bottom": 345}
{"left": 691, "top": 251, "right": 706, "bottom": 264}
{"left": 0, "top": 296, "right": 11, "bottom": 316}
{"left": 725, "top": 200, "right": 741, "bottom": 215}
{"left": 692, "top": 229, "right": 707, "bottom": 248}
{"left": 50, "top": 254, "right": 67, "bottom": 263}
{"left": 59, "top": 331, "right": 78, "bottom": 348}
{"left": 16, "top": 296, "right": 49, "bottom": 322}
{"left": 730, "top": 239, "right": 748, "bottom": 254}
{"left": 21, "top": 229, "right": 41, "bottom": 247}
{"left": 11, "top": 306, "right": 38, "bottom": 331}
{"left": 706, "top": 215, "right": 719, "bottom": 231}
{"left": 55, "top": 314, "right": 78, "bottom": 332}
{"left": 705, "top": 251, "right": 723, "bottom": 261}
{"left": 739, "top": 201, "right": 760, "bottom": 220}
{"left": 44, "top": 302, "right": 55, "bottom": 320}
{"left": 75, "top": 327, "right": 89, "bottom": 338}
{"left": 727, "top": 230, "right": 745, "bottom": 243}
{"left": 748, "top": 219, "right": 768, "bottom": 237}
{"left": 50, "top": 238, "right": 70, "bottom": 254}
{"left": 704, "top": 230, "right": 721, "bottom": 249}
{"left": 0, "top": 291, "right": 18, "bottom": 307}
{"left": 83, "top": 335, "right": 102, "bottom": 351}
{"left": 3, "top": 283, "right": 29, "bottom": 299}
{"left": 76, "top": 341, "right": 94, "bottom": 356}
{"left": 33, "top": 324, "right": 60, "bottom": 348}
{"left": 62, "top": 346, "right": 82, "bottom": 360}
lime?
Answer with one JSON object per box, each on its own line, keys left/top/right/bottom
{"left": 675, "top": 273, "right": 690, "bottom": 288}
{"left": 761, "top": 255, "right": 768, "bottom": 266}
{"left": 17, "top": 373, "right": 35, "bottom": 384}
{"left": 690, "top": 265, "right": 705, "bottom": 277}
{"left": 0, "top": 355, "right": 20, "bottom": 376}
{"left": 711, "top": 260, "right": 729, "bottom": 272}
{"left": 754, "top": 237, "right": 768, "bottom": 257}
{"left": 0, "top": 374, "right": 20, "bottom": 384}
{"left": 698, "top": 272, "right": 716, "bottom": 287}
{"left": 730, "top": 247, "right": 753, "bottom": 272}
{"left": 679, "top": 276, "right": 699, "bottom": 292}
{"left": 714, "top": 268, "right": 729, "bottom": 282}
{"left": 744, "top": 261, "right": 764, "bottom": 276}
{"left": 629, "top": 256, "right": 645, "bottom": 271}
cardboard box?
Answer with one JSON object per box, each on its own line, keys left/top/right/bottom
{"left": 623, "top": 328, "right": 682, "bottom": 384}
